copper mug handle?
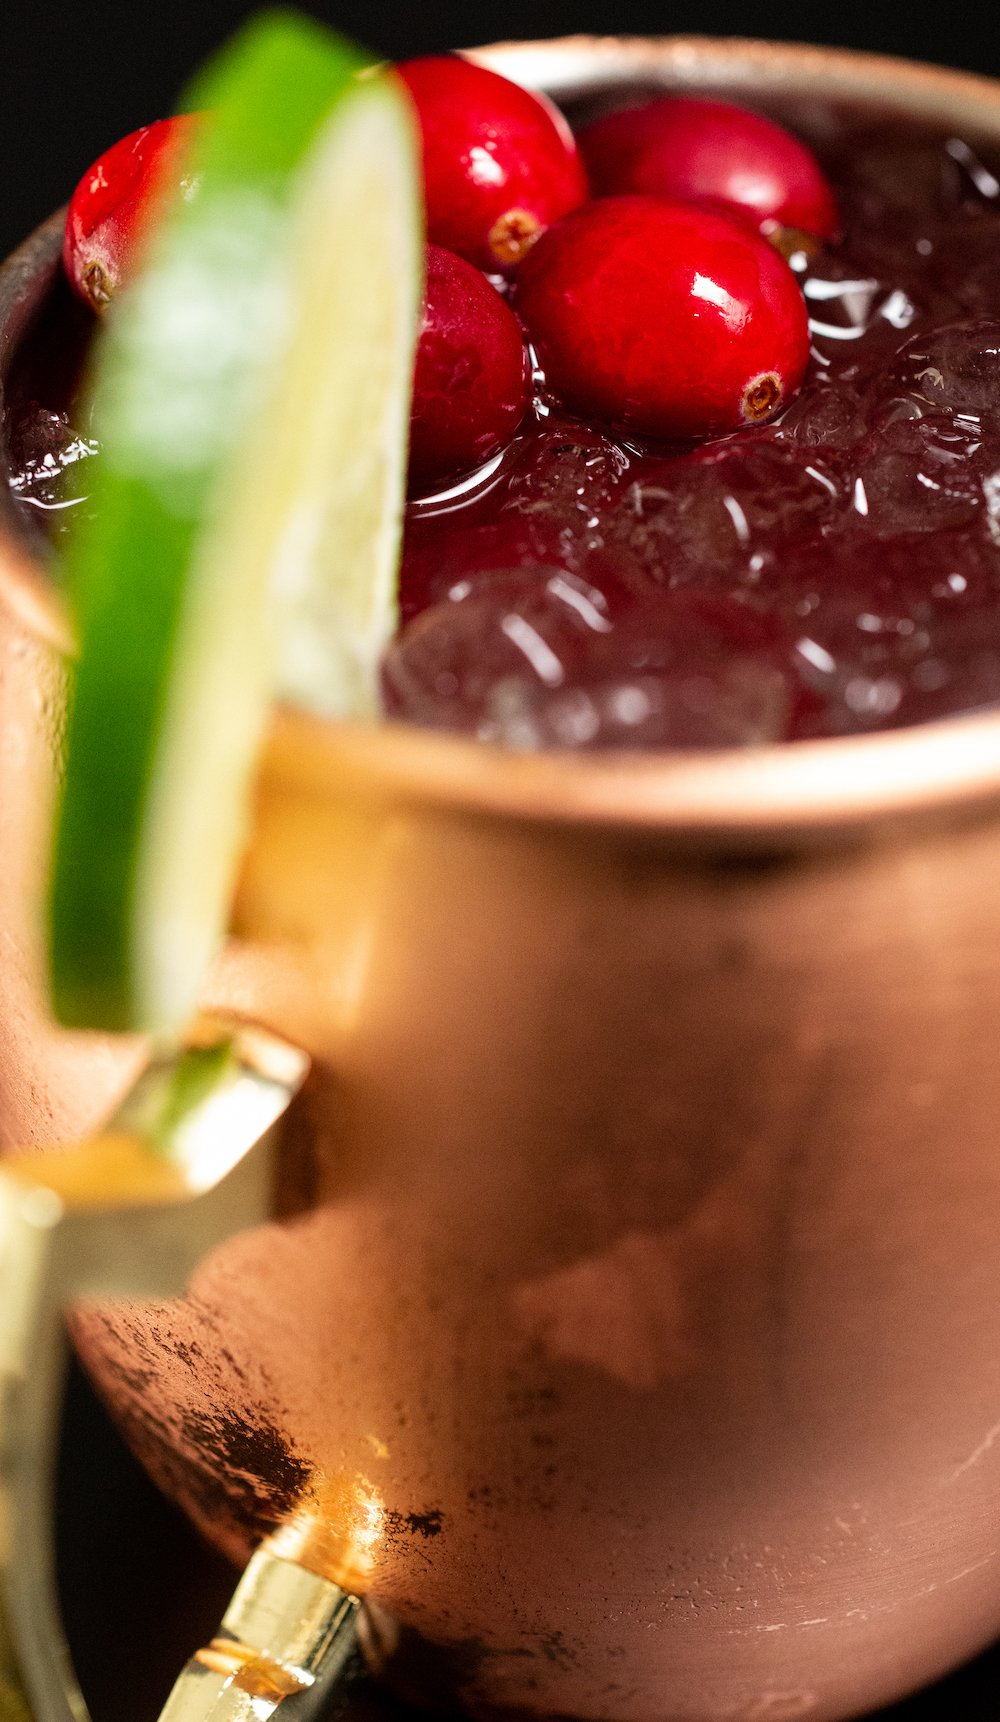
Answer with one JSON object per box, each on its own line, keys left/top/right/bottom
{"left": 0, "top": 1021, "right": 359, "bottom": 1722}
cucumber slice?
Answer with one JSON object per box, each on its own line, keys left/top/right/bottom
{"left": 50, "top": 11, "right": 422, "bottom": 1032}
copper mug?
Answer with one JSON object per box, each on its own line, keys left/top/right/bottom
{"left": 4, "top": 35, "right": 1000, "bottom": 1722}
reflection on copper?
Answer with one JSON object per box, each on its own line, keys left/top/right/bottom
{"left": 267, "top": 1472, "right": 386, "bottom": 1594}
{"left": 194, "top": 1639, "right": 302, "bottom": 1702}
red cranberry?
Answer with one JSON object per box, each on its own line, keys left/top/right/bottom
{"left": 63, "top": 115, "right": 197, "bottom": 314}
{"left": 578, "top": 97, "right": 838, "bottom": 241}
{"left": 515, "top": 196, "right": 810, "bottom": 439}
{"left": 397, "top": 56, "right": 588, "bottom": 271}
{"left": 409, "top": 245, "right": 530, "bottom": 493}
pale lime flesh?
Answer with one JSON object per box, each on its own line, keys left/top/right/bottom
{"left": 50, "top": 10, "right": 423, "bottom": 1032}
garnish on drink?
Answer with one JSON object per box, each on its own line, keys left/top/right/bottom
{"left": 49, "top": 10, "right": 422, "bottom": 1034}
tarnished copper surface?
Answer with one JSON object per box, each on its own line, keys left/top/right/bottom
{"left": 4, "top": 38, "right": 1000, "bottom": 1722}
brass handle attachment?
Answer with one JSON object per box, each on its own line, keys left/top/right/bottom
{"left": 158, "top": 1549, "right": 359, "bottom": 1721}
{"left": 0, "top": 1020, "right": 336, "bottom": 1722}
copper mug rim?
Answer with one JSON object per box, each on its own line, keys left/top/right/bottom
{"left": 5, "top": 32, "right": 1000, "bottom": 848}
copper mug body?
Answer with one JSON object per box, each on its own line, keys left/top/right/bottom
{"left": 5, "top": 36, "right": 1000, "bottom": 1722}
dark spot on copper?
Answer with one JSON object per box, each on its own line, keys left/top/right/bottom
{"left": 78, "top": 1316, "right": 312, "bottom": 1556}
{"left": 540, "top": 1630, "right": 578, "bottom": 1670}
{"left": 384, "top": 1505, "right": 446, "bottom": 1549}
{"left": 505, "top": 1383, "right": 559, "bottom": 1418}
{"left": 406, "top": 1508, "right": 444, "bottom": 1538}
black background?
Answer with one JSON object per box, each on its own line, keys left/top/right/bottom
{"left": 0, "top": 0, "right": 997, "bottom": 261}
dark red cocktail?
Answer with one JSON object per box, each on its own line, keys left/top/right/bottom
{"left": 11, "top": 84, "right": 1000, "bottom": 753}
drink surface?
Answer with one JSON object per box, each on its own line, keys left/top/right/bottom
{"left": 11, "top": 94, "right": 1000, "bottom": 749}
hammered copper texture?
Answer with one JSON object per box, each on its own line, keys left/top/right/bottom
{"left": 4, "top": 40, "right": 1000, "bottom": 1722}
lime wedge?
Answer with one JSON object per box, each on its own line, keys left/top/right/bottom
{"left": 49, "top": 11, "right": 422, "bottom": 1033}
